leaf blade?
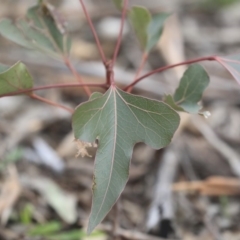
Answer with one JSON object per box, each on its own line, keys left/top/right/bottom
{"left": 147, "top": 13, "right": 170, "bottom": 52}
{"left": 0, "top": 3, "right": 71, "bottom": 58}
{"left": 0, "top": 62, "right": 33, "bottom": 96}
{"left": 164, "top": 94, "right": 185, "bottom": 112}
{"left": 89, "top": 92, "right": 104, "bottom": 101}
{"left": 0, "top": 19, "right": 33, "bottom": 49}
{"left": 72, "top": 87, "right": 180, "bottom": 233}
{"left": 173, "top": 64, "right": 209, "bottom": 113}
{"left": 129, "top": 6, "right": 151, "bottom": 50}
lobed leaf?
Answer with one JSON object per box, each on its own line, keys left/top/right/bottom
{"left": 0, "top": 3, "right": 71, "bottom": 58}
{"left": 216, "top": 54, "right": 240, "bottom": 85}
{"left": 72, "top": 86, "right": 180, "bottom": 233}
{"left": 0, "top": 62, "right": 33, "bottom": 96}
{"left": 165, "top": 64, "right": 210, "bottom": 113}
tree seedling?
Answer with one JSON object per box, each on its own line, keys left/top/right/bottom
{"left": 0, "top": 0, "right": 239, "bottom": 234}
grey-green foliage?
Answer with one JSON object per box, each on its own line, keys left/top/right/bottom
{"left": 165, "top": 64, "right": 210, "bottom": 113}
{"left": 129, "top": 6, "right": 170, "bottom": 52}
{"left": 0, "top": 2, "right": 71, "bottom": 59}
{"left": 147, "top": 12, "right": 170, "bottom": 51}
{"left": 129, "top": 6, "right": 151, "bottom": 50}
{"left": 72, "top": 86, "right": 180, "bottom": 233}
{"left": 89, "top": 92, "right": 104, "bottom": 101}
{"left": 0, "top": 62, "right": 33, "bottom": 96}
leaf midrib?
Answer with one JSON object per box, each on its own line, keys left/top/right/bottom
{"left": 91, "top": 87, "right": 117, "bottom": 227}
{"left": 176, "top": 71, "right": 202, "bottom": 105}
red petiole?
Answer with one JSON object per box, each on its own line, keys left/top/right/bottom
{"left": 0, "top": 82, "right": 107, "bottom": 98}
{"left": 29, "top": 93, "right": 74, "bottom": 113}
{"left": 124, "top": 56, "right": 217, "bottom": 91}
{"left": 64, "top": 57, "right": 92, "bottom": 96}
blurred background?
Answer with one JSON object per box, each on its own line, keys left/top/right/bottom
{"left": 0, "top": 0, "right": 240, "bottom": 239}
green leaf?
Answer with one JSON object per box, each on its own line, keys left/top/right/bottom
{"left": 27, "top": 4, "right": 68, "bottom": 53}
{"left": 112, "top": 0, "right": 122, "bottom": 10}
{"left": 19, "top": 204, "right": 34, "bottom": 225}
{"left": 0, "top": 3, "right": 71, "bottom": 58}
{"left": 29, "top": 221, "right": 62, "bottom": 236}
{"left": 164, "top": 94, "right": 185, "bottom": 112}
{"left": 129, "top": 6, "right": 151, "bottom": 50}
{"left": 47, "top": 230, "right": 106, "bottom": 240}
{"left": 89, "top": 92, "right": 104, "bottom": 101}
{"left": 72, "top": 86, "right": 180, "bottom": 233}
{"left": 47, "top": 230, "right": 84, "bottom": 240}
{"left": 129, "top": 7, "right": 169, "bottom": 52}
{"left": 147, "top": 13, "right": 170, "bottom": 52}
{"left": 0, "top": 19, "right": 33, "bottom": 49}
{"left": 216, "top": 55, "right": 240, "bottom": 85}
{"left": 172, "top": 64, "right": 210, "bottom": 113}
{"left": 0, "top": 62, "right": 33, "bottom": 96}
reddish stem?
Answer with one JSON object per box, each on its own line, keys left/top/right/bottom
{"left": 112, "top": 0, "right": 128, "bottom": 67}
{"left": 127, "top": 52, "right": 148, "bottom": 93}
{"left": 124, "top": 56, "right": 216, "bottom": 91}
{"left": 105, "top": 60, "right": 114, "bottom": 86}
{"left": 64, "top": 58, "right": 91, "bottom": 96}
{"left": 30, "top": 93, "right": 74, "bottom": 113}
{"left": 0, "top": 82, "right": 107, "bottom": 98}
{"left": 79, "top": 0, "right": 107, "bottom": 65}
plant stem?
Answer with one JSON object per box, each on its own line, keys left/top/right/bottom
{"left": 79, "top": 0, "right": 107, "bottom": 65}
{"left": 29, "top": 93, "right": 74, "bottom": 113}
{"left": 124, "top": 56, "right": 216, "bottom": 91}
{"left": 127, "top": 52, "right": 148, "bottom": 93}
{"left": 64, "top": 58, "right": 91, "bottom": 96}
{"left": 0, "top": 82, "right": 107, "bottom": 98}
{"left": 112, "top": 0, "right": 128, "bottom": 67}
{"left": 105, "top": 60, "right": 114, "bottom": 86}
